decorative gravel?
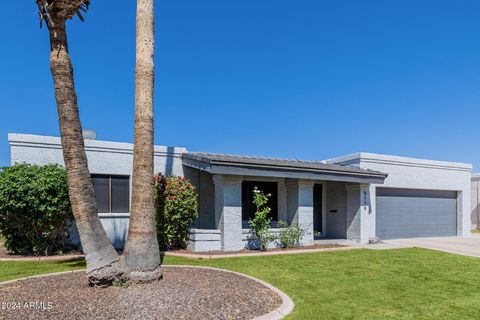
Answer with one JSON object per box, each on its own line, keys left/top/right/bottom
{"left": 0, "top": 266, "right": 282, "bottom": 320}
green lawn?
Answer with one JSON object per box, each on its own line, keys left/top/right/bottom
{"left": 0, "top": 260, "right": 86, "bottom": 283}
{"left": 2, "top": 248, "right": 480, "bottom": 319}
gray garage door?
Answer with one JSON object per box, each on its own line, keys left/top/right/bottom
{"left": 376, "top": 188, "right": 457, "bottom": 240}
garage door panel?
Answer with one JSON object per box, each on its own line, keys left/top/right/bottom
{"left": 376, "top": 188, "right": 457, "bottom": 240}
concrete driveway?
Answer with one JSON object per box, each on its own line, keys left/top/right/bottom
{"left": 381, "top": 236, "right": 480, "bottom": 257}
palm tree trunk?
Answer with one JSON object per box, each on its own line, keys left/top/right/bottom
{"left": 48, "top": 16, "right": 123, "bottom": 286}
{"left": 123, "top": 0, "right": 162, "bottom": 282}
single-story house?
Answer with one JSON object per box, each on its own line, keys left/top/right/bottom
{"left": 8, "top": 133, "right": 472, "bottom": 252}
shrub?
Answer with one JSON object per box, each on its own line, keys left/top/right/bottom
{"left": 154, "top": 175, "right": 198, "bottom": 250}
{"left": 249, "top": 187, "right": 274, "bottom": 251}
{"left": 0, "top": 164, "right": 74, "bottom": 255}
{"left": 277, "top": 220, "right": 305, "bottom": 248}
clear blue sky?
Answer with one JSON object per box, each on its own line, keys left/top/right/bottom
{"left": 1, "top": 1, "right": 480, "bottom": 169}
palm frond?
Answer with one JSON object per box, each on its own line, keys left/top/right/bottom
{"left": 36, "top": 0, "right": 91, "bottom": 28}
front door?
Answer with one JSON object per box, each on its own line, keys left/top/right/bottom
{"left": 313, "top": 184, "right": 323, "bottom": 236}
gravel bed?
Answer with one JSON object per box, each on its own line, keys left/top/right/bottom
{"left": 0, "top": 266, "right": 282, "bottom": 320}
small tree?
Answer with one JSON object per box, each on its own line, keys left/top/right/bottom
{"left": 277, "top": 220, "right": 305, "bottom": 248}
{"left": 249, "top": 187, "right": 273, "bottom": 251}
{"left": 0, "top": 164, "right": 75, "bottom": 255}
{"left": 154, "top": 175, "right": 198, "bottom": 250}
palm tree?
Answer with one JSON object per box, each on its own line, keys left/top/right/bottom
{"left": 122, "top": 0, "right": 162, "bottom": 283}
{"left": 36, "top": 0, "right": 123, "bottom": 285}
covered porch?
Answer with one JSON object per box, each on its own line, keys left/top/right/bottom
{"left": 182, "top": 153, "right": 387, "bottom": 252}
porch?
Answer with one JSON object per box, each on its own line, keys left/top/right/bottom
{"left": 182, "top": 152, "right": 387, "bottom": 252}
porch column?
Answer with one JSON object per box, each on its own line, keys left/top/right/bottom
{"left": 345, "top": 183, "right": 372, "bottom": 243}
{"left": 213, "top": 175, "right": 243, "bottom": 251}
{"left": 286, "top": 179, "right": 314, "bottom": 246}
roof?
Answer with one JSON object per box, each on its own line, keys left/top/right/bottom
{"left": 326, "top": 152, "right": 472, "bottom": 171}
{"left": 182, "top": 152, "right": 388, "bottom": 184}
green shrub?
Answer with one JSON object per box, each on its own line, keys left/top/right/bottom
{"left": 0, "top": 164, "right": 74, "bottom": 255}
{"left": 249, "top": 187, "right": 274, "bottom": 251}
{"left": 277, "top": 220, "right": 305, "bottom": 248}
{"left": 154, "top": 175, "right": 198, "bottom": 250}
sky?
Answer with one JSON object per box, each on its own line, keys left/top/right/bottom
{"left": 1, "top": 1, "right": 480, "bottom": 169}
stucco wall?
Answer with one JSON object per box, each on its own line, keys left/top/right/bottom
{"left": 472, "top": 175, "right": 480, "bottom": 229}
{"left": 346, "top": 186, "right": 361, "bottom": 241}
{"left": 9, "top": 133, "right": 187, "bottom": 248}
{"left": 9, "top": 133, "right": 186, "bottom": 176}
{"left": 325, "top": 181, "right": 347, "bottom": 238}
{"left": 184, "top": 167, "right": 216, "bottom": 229}
{"left": 328, "top": 153, "right": 472, "bottom": 238}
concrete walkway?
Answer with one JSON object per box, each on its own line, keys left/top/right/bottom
{"left": 315, "top": 236, "right": 480, "bottom": 258}
{"left": 378, "top": 237, "right": 480, "bottom": 257}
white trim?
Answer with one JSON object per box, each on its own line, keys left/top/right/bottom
{"left": 8, "top": 133, "right": 187, "bottom": 157}
{"left": 326, "top": 152, "right": 472, "bottom": 171}
{"left": 98, "top": 213, "right": 130, "bottom": 218}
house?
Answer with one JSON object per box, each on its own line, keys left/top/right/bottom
{"left": 8, "top": 133, "right": 472, "bottom": 252}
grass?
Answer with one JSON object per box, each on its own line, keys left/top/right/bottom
{"left": 0, "top": 260, "right": 86, "bottom": 283}
{"left": 163, "top": 249, "right": 480, "bottom": 319}
{"left": 1, "top": 248, "right": 480, "bottom": 319}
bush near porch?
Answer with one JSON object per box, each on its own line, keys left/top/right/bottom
{"left": 154, "top": 175, "right": 198, "bottom": 250}
{"left": 0, "top": 164, "right": 75, "bottom": 256}
{"left": 248, "top": 187, "right": 305, "bottom": 250}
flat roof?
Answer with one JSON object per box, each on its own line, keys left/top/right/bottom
{"left": 8, "top": 133, "right": 187, "bottom": 156}
{"left": 326, "top": 152, "right": 472, "bottom": 171}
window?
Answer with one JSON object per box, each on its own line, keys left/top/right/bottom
{"left": 92, "top": 175, "right": 130, "bottom": 213}
{"left": 242, "top": 181, "right": 278, "bottom": 221}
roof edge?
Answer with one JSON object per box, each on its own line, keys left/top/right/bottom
{"left": 8, "top": 133, "right": 187, "bottom": 155}
{"left": 183, "top": 152, "right": 388, "bottom": 178}
{"left": 326, "top": 152, "right": 472, "bottom": 171}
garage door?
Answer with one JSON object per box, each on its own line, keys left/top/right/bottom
{"left": 376, "top": 188, "right": 457, "bottom": 240}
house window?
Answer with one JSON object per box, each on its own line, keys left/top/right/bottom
{"left": 242, "top": 181, "right": 278, "bottom": 221}
{"left": 92, "top": 174, "right": 130, "bottom": 213}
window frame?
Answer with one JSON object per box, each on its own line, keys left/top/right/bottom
{"left": 241, "top": 181, "right": 278, "bottom": 222}
{"left": 91, "top": 174, "right": 130, "bottom": 214}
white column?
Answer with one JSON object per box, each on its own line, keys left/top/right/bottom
{"left": 345, "top": 183, "right": 371, "bottom": 243}
{"left": 213, "top": 175, "right": 243, "bottom": 251}
{"left": 286, "top": 179, "right": 314, "bottom": 246}
{"left": 458, "top": 190, "right": 471, "bottom": 237}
